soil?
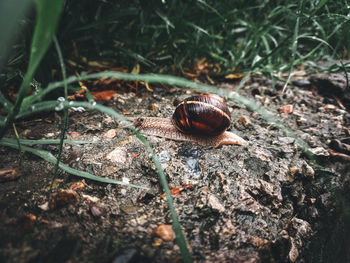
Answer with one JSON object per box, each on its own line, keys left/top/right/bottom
{"left": 0, "top": 72, "right": 350, "bottom": 263}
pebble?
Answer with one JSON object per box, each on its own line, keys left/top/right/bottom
{"left": 280, "top": 104, "right": 294, "bottom": 114}
{"left": 158, "top": 151, "right": 171, "bottom": 163}
{"left": 152, "top": 224, "right": 175, "bottom": 242}
{"left": 182, "top": 157, "right": 202, "bottom": 178}
{"left": 292, "top": 79, "right": 311, "bottom": 87}
{"left": 106, "top": 147, "right": 127, "bottom": 163}
{"left": 103, "top": 129, "right": 117, "bottom": 138}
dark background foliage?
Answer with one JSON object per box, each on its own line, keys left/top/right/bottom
{"left": 2, "top": 0, "right": 350, "bottom": 88}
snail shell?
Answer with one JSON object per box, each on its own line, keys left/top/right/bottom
{"left": 172, "top": 94, "right": 231, "bottom": 136}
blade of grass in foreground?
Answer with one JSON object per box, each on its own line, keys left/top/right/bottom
{"left": 51, "top": 35, "right": 69, "bottom": 189}
{"left": 0, "top": 0, "right": 64, "bottom": 139}
{"left": 1, "top": 137, "right": 94, "bottom": 145}
{"left": 0, "top": 138, "right": 147, "bottom": 189}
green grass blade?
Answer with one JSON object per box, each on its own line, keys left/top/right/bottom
{"left": 0, "top": 0, "right": 64, "bottom": 139}
{"left": 17, "top": 100, "right": 61, "bottom": 119}
{"left": 0, "top": 138, "right": 147, "bottom": 189}
{"left": 310, "top": 0, "right": 329, "bottom": 17}
{"left": 1, "top": 137, "right": 94, "bottom": 145}
{"left": 51, "top": 35, "right": 69, "bottom": 189}
{"left": 0, "top": 91, "right": 13, "bottom": 112}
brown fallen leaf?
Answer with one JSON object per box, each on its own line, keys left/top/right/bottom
{"left": 90, "top": 90, "right": 117, "bottom": 101}
{"left": 49, "top": 189, "right": 79, "bottom": 209}
{"left": 225, "top": 73, "right": 245, "bottom": 80}
{"left": 69, "top": 181, "right": 85, "bottom": 192}
{"left": 0, "top": 168, "right": 21, "bottom": 183}
{"left": 152, "top": 224, "right": 175, "bottom": 242}
{"left": 160, "top": 184, "right": 194, "bottom": 198}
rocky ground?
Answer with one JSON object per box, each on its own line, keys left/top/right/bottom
{"left": 0, "top": 72, "right": 349, "bottom": 263}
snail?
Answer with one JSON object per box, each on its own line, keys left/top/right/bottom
{"left": 132, "top": 94, "right": 248, "bottom": 148}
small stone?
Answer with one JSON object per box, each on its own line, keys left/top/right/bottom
{"left": 158, "top": 151, "right": 171, "bottom": 163}
{"left": 103, "top": 129, "right": 117, "bottom": 138}
{"left": 68, "top": 131, "right": 80, "bottom": 139}
{"left": 152, "top": 224, "right": 175, "bottom": 242}
{"left": 309, "top": 146, "right": 329, "bottom": 156}
{"left": 251, "top": 236, "right": 269, "bottom": 248}
{"left": 289, "top": 237, "right": 299, "bottom": 262}
{"left": 278, "top": 137, "right": 295, "bottom": 144}
{"left": 292, "top": 79, "right": 311, "bottom": 87}
{"left": 152, "top": 238, "right": 163, "bottom": 247}
{"left": 82, "top": 194, "right": 100, "bottom": 203}
{"left": 104, "top": 166, "right": 120, "bottom": 176}
{"left": 207, "top": 194, "right": 225, "bottom": 212}
{"left": 289, "top": 167, "right": 299, "bottom": 175}
{"left": 280, "top": 104, "right": 293, "bottom": 114}
{"left": 323, "top": 104, "right": 336, "bottom": 111}
{"left": 302, "top": 162, "right": 315, "bottom": 179}
{"left": 106, "top": 147, "right": 127, "bottom": 163}
{"left": 38, "top": 201, "right": 50, "bottom": 211}
{"left": 237, "top": 115, "right": 252, "bottom": 127}
{"left": 120, "top": 206, "right": 140, "bottom": 215}
{"left": 182, "top": 157, "right": 202, "bottom": 179}
{"left": 90, "top": 204, "right": 105, "bottom": 217}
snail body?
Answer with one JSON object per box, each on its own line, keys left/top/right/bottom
{"left": 133, "top": 94, "right": 247, "bottom": 148}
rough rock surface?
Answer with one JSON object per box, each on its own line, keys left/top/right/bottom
{"left": 0, "top": 75, "right": 349, "bottom": 262}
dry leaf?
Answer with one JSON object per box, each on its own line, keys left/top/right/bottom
{"left": 225, "top": 73, "right": 245, "bottom": 79}
{"left": 0, "top": 168, "right": 21, "bottom": 183}
{"left": 90, "top": 90, "right": 116, "bottom": 101}
{"left": 49, "top": 189, "right": 79, "bottom": 209}
{"left": 160, "top": 184, "right": 193, "bottom": 198}
{"left": 69, "top": 181, "right": 85, "bottom": 192}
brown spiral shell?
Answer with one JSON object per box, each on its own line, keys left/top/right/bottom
{"left": 172, "top": 94, "right": 231, "bottom": 136}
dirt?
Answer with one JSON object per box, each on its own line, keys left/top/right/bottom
{"left": 0, "top": 73, "right": 350, "bottom": 263}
